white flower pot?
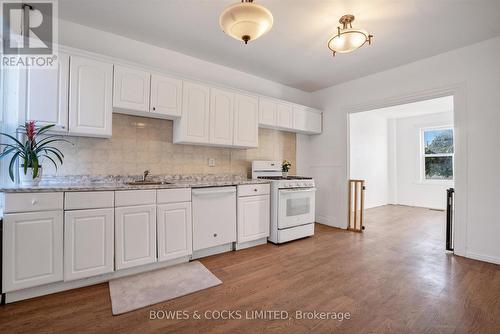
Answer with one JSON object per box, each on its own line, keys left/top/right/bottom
{"left": 19, "top": 167, "right": 43, "bottom": 186}
{"left": 282, "top": 171, "right": 289, "bottom": 178}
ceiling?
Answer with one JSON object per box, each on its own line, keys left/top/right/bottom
{"left": 58, "top": 0, "right": 500, "bottom": 92}
{"left": 360, "top": 96, "right": 454, "bottom": 119}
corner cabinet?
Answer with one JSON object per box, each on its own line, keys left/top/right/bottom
{"left": 233, "top": 93, "right": 259, "bottom": 148}
{"left": 3, "top": 211, "right": 64, "bottom": 292}
{"left": 69, "top": 56, "right": 113, "bottom": 138}
{"left": 173, "top": 81, "right": 211, "bottom": 144}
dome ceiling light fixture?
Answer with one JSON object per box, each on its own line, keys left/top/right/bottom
{"left": 328, "top": 14, "right": 373, "bottom": 57}
{"left": 219, "top": 0, "right": 274, "bottom": 45}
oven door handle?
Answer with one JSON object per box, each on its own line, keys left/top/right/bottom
{"left": 279, "top": 187, "right": 317, "bottom": 194}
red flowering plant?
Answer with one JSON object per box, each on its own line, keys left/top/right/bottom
{"left": 0, "top": 121, "right": 71, "bottom": 181}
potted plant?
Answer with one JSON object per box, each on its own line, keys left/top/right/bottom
{"left": 0, "top": 121, "right": 70, "bottom": 185}
{"left": 282, "top": 160, "right": 292, "bottom": 178}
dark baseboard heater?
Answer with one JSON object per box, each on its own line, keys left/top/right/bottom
{"left": 446, "top": 188, "right": 454, "bottom": 251}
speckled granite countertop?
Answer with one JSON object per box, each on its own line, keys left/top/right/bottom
{"left": 0, "top": 174, "right": 270, "bottom": 193}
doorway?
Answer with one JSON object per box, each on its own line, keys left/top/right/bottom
{"left": 348, "top": 96, "right": 455, "bottom": 243}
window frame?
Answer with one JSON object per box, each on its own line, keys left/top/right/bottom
{"left": 420, "top": 126, "right": 455, "bottom": 183}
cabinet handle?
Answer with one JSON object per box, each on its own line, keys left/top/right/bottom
{"left": 213, "top": 233, "right": 218, "bottom": 237}
{"left": 254, "top": 188, "right": 258, "bottom": 192}
{"left": 31, "top": 199, "right": 38, "bottom": 205}
{"left": 153, "top": 107, "right": 156, "bottom": 111}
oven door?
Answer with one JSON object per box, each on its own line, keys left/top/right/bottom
{"left": 278, "top": 188, "right": 316, "bottom": 229}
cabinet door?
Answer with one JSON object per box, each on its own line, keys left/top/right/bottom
{"left": 25, "top": 52, "right": 69, "bottom": 132}
{"left": 258, "top": 98, "right": 277, "bottom": 127}
{"left": 150, "top": 74, "right": 182, "bottom": 117}
{"left": 174, "top": 81, "right": 210, "bottom": 144}
{"left": 277, "top": 102, "right": 294, "bottom": 129}
{"left": 3, "top": 211, "right": 63, "bottom": 292}
{"left": 157, "top": 202, "right": 192, "bottom": 262}
{"left": 306, "top": 109, "right": 322, "bottom": 134}
{"left": 113, "top": 65, "right": 150, "bottom": 112}
{"left": 292, "top": 105, "right": 308, "bottom": 132}
{"left": 69, "top": 56, "right": 113, "bottom": 137}
{"left": 237, "top": 195, "right": 270, "bottom": 243}
{"left": 209, "top": 88, "right": 234, "bottom": 145}
{"left": 233, "top": 93, "right": 259, "bottom": 148}
{"left": 115, "top": 205, "right": 157, "bottom": 270}
{"left": 64, "top": 208, "right": 114, "bottom": 281}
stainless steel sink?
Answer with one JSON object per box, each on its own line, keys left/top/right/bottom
{"left": 126, "top": 181, "right": 171, "bottom": 186}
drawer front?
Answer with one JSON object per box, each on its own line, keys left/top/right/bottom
{"left": 65, "top": 191, "right": 115, "bottom": 210}
{"left": 4, "top": 192, "right": 63, "bottom": 213}
{"left": 157, "top": 188, "right": 191, "bottom": 204}
{"left": 115, "top": 190, "right": 156, "bottom": 207}
{"left": 238, "top": 184, "right": 270, "bottom": 197}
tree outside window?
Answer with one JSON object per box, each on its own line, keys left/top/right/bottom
{"left": 422, "top": 128, "right": 454, "bottom": 180}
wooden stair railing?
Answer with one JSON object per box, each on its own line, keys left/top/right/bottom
{"left": 348, "top": 179, "right": 365, "bottom": 232}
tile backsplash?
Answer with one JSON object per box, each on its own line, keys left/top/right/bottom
{"left": 47, "top": 114, "right": 296, "bottom": 177}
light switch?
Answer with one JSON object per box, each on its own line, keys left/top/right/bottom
{"left": 208, "top": 158, "right": 216, "bottom": 167}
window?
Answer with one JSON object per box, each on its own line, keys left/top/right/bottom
{"left": 422, "top": 127, "right": 454, "bottom": 180}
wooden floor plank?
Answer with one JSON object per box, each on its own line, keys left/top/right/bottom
{"left": 1, "top": 205, "right": 499, "bottom": 333}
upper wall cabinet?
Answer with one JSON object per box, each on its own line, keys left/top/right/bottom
{"left": 112, "top": 66, "right": 182, "bottom": 120}
{"left": 150, "top": 74, "right": 183, "bottom": 118}
{"left": 233, "top": 93, "right": 259, "bottom": 148}
{"left": 69, "top": 56, "right": 113, "bottom": 138}
{"left": 209, "top": 88, "right": 234, "bottom": 146}
{"left": 25, "top": 52, "right": 70, "bottom": 133}
{"left": 113, "top": 65, "right": 150, "bottom": 112}
{"left": 258, "top": 97, "right": 322, "bottom": 135}
{"left": 173, "top": 81, "right": 211, "bottom": 144}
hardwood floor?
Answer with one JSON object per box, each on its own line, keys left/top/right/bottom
{"left": 1, "top": 205, "right": 499, "bottom": 333}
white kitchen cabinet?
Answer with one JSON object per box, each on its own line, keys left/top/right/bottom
{"left": 115, "top": 205, "right": 157, "bottom": 270}
{"left": 64, "top": 208, "right": 114, "bottom": 281}
{"left": 293, "top": 106, "right": 322, "bottom": 134}
{"left": 2, "top": 211, "right": 63, "bottom": 292}
{"left": 173, "top": 81, "right": 210, "bottom": 144}
{"left": 192, "top": 187, "right": 237, "bottom": 251}
{"left": 209, "top": 88, "right": 234, "bottom": 146}
{"left": 113, "top": 65, "right": 150, "bottom": 112}
{"left": 233, "top": 93, "right": 259, "bottom": 148}
{"left": 258, "top": 97, "right": 277, "bottom": 127}
{"left": 306, "top": 109, "right": 322, "bottom": 134}
{"left": 277, "top": 102, "right": 294, "bottom": 130}
{"left": 25, "top": 52, "right": 70, "bottom": 132}
{"left": 69, "top": 55, "right": 113, "bottom": 137}
{"left": 237, "top": 195, "right": 270, "bottom": 243}
{"left": 150, "top": 74, "right": 183, "bottom": 118}
{"left": 157, "top": 202, "right": 192, "bottom": 262}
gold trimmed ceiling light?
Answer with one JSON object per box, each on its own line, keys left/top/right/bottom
{"left": 328, "top": 14, "right": 373, "bottom": 56}
{"left": 219, "top": 0, "right": 273, "bottom": 44}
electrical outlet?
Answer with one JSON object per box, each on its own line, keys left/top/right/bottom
{"left": 208, "top": 158, "right": 216, "bottom": 167}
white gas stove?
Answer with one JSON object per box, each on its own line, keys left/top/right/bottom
{"left": 252, "top": 161, "right": 316, "bottom": 244}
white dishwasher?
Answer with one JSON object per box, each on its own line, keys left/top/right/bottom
{"left": 192, "top": 187, "right": 237, "bottom": 251}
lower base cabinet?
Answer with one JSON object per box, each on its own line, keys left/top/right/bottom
{"left": 3, "top": 211, "right": 64, "bottom": 292}
{"left": 64, "top": 208, "right": 114, "bottom": 281}
{"left": 237, "top": 195, "right": 270, "bottom": 243}
{"left": 157, "top": 202, "right": 192, "bottom": 262}
{"left": 115, "top": 205, "right": 157, "bottom": 270}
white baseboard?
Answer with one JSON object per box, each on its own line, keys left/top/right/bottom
{"left": 191, "top": 243, "right": 233, "bottom": 259}
{"left": 235, "top": 238, "right": 267, "bottom": 250}
{"left": 316, "top": 215, "right": 346, "bottom": 229}
{"left": 6, "top": 256, "right": 189, "bottom": 303}
{"left": 465, "top": 252, "right": 500, "bottom": 265}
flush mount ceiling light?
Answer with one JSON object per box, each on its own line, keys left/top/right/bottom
{"left": 328, "top": 14, "right": 373, "bottom": 56}
{"left": 219, "top": 0, "right": 273, "bottom": 44}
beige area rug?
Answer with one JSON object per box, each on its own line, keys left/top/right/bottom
{"left": 108, "top": 261, "right": 222, "bottom": 315}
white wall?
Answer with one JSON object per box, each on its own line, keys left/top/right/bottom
{"left": 298, "top": 36, "right": 500, "bottom": 264}
{"left": 58, "top": 20, "right": 311, "bottom": 106}
{"left": 393, "top": 112, "right": 454, "bottom": 210}
{"left": 349, "top": 112, "right": 388, "bottom": 209}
